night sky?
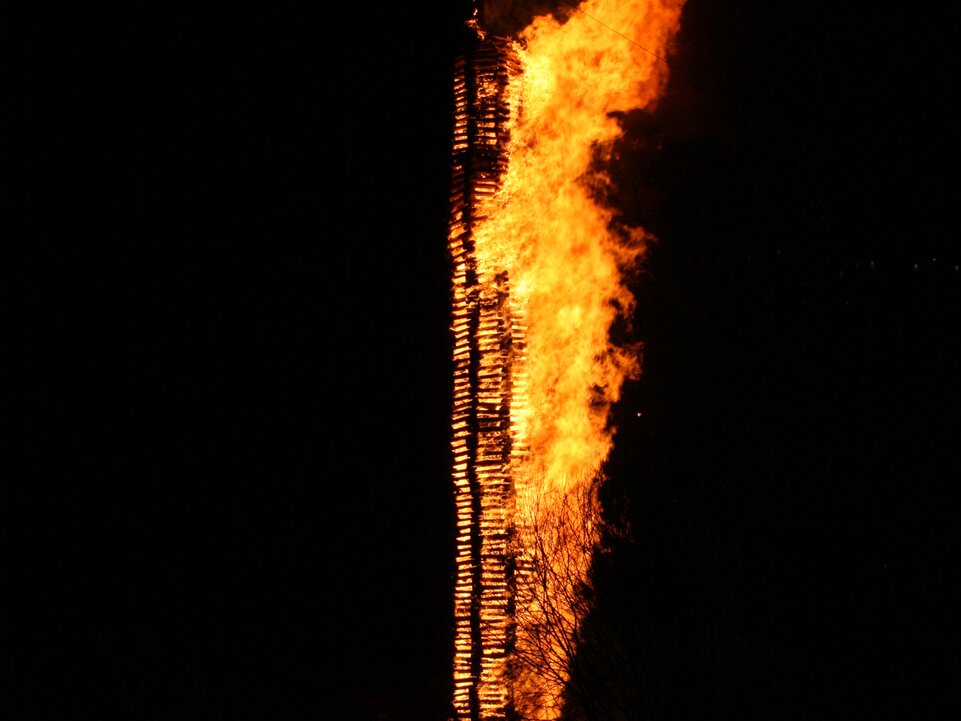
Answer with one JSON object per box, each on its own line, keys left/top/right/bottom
{"left": 7, "top": 2, "right": 960, "bottom": 720}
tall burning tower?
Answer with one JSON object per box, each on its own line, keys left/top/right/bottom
{"left": 446, "top": 3, "right": 685, "bottom": 720}
{"left": 448, "top": 24, "right": 525, "bottom": 721}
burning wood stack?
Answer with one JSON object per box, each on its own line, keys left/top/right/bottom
{"left": 445, "top": 2, "right": 688, "bottom": 718}
{"left": 448, "top": 29, "right": 528, "bottom": 721}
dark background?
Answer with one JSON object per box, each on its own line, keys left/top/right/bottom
{"left": 5, "top": 2, "right": 959, "bottom": 719}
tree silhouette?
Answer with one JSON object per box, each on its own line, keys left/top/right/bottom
{"left": 508, "top": 473, "right": 659, "bottom": 721}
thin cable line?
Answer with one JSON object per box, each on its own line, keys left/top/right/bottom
{"left": 571, "top": 6, "right": 668, "bottom": 65}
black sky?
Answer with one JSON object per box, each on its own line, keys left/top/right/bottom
{"left": 6, "top": 2, "right": 960, "bottom": 720}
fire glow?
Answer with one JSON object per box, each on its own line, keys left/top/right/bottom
{"left": 448, "top": 2, "right": 685, "bottom": 719}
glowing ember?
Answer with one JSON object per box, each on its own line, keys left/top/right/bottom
{"left": 449, "top": 2, "right": 685, "bottom": 719}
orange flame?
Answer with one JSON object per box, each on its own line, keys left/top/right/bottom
{"left": 474, "top": 0, "right": 683, "bottom": 496}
